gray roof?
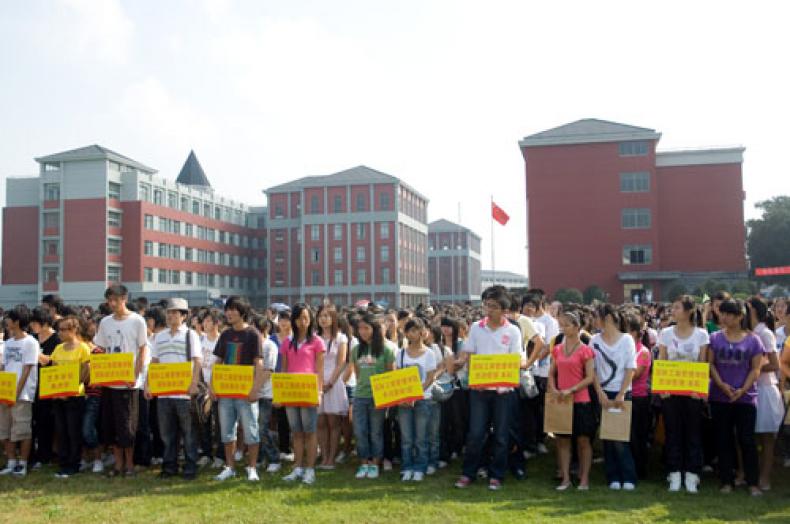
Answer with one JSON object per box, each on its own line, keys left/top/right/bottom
{"left": 176, "top": 150, "right": 211, "bottom": 187}
{"left": 480, "top": 270, "right": 528, "bottom": 281}
{"left": 265, "top": 165, "right": 429, "bottom": 202}
{"left": 519, "top": 118, "right": 661, "bottom": 148}
{"left": 35, "top": 144, "right": 156, "bottom": 173}
{"left": 429, "top": 219, "right": 481, "bottom": 238}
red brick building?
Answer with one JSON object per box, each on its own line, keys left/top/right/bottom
{"left": 519, "top": 119, "right": 747, "bottom": 303}
{"left": 428, "top": 219, "right": 481, "bottom": 303}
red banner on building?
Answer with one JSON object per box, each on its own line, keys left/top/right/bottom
{"left": 755, "top": 266, "right": 790, "bottom": 277}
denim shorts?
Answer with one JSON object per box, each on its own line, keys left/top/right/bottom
{"left": 285, "top": 406, "right": 318, "bottom": 433}
{"left": 218, "top": 398, "right": 260, "bottom": 445}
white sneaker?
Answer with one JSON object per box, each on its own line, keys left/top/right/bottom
{"left": 355, "top": 465, "right": 369, "bottom": 479}
{"left": 266, "top": 462, "right": 282, "bottom": 474}
{"left": 622, "top": 482, "right": 636, "bottom": 491}
{"left": 280, "top": 452, "right": 295, "bottom": 462}
{"left": 523, "top": 450, "right": 536, "bottom": 460}
{"left": 215, "top": 466, "right": 236, "bottom": 481}
{"left": 103, "top": 454, "right": 116, "bottom": 467}
{"left": 150, "top": 457, "right": 163, "bottom": 465}
{"left": 401, "top": 470, "right": 414, "bottom": 482}
{"left": 684, "top": 472, "right": 700, "bottom": 494}
{"left": 335, "top": 451, "right": 347, "bottom": 464}
{"left": 246, "top": 466, "right": 260, "bottom": 482}
{"left": 426, "top": 466, "right": 437, "bottom": 476}
{"left": 668, "top": 471, "right": 682, "bottom": 492}
{"left": 0, "top": 461, "right": 17, "bottom": 475}
{"left": 212, "top": 458, "right": 225, "bottom": 469}
{"left": 283, "top": 467, "right": 304, "bottom": 482}
{"left": 382, "top": 459, "right": 393, "bottom": 471}
{"left": 367, "top": 464, "right": 380, "bottom": 479}
{"left": 302, "top": 468, "right": 316, "bottom": 485}
{"left": 92, "top": 460, "right": 104, "bottom": 474}
{"left": 537, "top": 443, "right": 549, "bottom": 454}
{"left": 197, "top": 456, "right": 210, "bottom": 467}
{"left": 234, "top": 450, "right": 243, "bottom": 462}
{"left": 12, "top": 463, "right": 27, "bottom": 477}
{"left": 412, "top": 471, "right": 425, "bottom": 482}
{"left": 609, "top": 481, "right": 622, "bottom": 490}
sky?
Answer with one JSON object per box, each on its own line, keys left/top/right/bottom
{"left": 1, "top": 0, "right": 789, "bottom": 278}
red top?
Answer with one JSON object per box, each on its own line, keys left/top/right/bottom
{"left": 552, "top": 343, "right": 595, "bottom": 403}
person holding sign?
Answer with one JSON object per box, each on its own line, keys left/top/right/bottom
{"left": 211, "top": 296, "right": 265, "bottom": 482}
{"left": 49, "top": 316, "right": 91, "bottom": 478}
{"left": 590, "top": 304, "right": 638, "bottom": 491}
{"left": 548, "top": 312, "right": 596, "bottom": 491}
{"left": 351, "top": 314, "right": 396, "bottom": 480}
{"left": 657, "top": 296, "right": 710, "bottom": 493}
{"left": 145, "top": 298, "right": 202, "bottom": 480}
{"left": 452, "top": 286, "right": 523, "bottom": 491}
{"left": 93, "top": 285, "right": 148, "bottom": 478}
{"left": 708, "top": 299, "right": 765, "bottom": 496}
{"left": 395, "top": 318, "right": 437, "bottom": 482}
{"left": 0, "top": 307, "right": 40, "bottom": 477}
{"left": 279, "top": 303, "right": 325, "bottom": 485}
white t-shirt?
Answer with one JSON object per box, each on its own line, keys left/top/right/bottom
{"left": 462, "top": 318, "right": 523, "bottom": 356}
{"left": 260, "top": 338, "right": 278, "bottom": 399}
{"left": 532, "top": 314, "right": 556, "bottom": 378}
{"left": 345, "top": 336, "right": 358, "bottom": 388}
{"left": 2, "top": 334, "right": 39, "bottom": 402}
{"left": 754, "top": 323, "right": 778, "bottom": 387}
{"left": 396, "top": 347, "right": 437, "bottom": 400}
{"left": 590, "top": 332, "right": 637, "bottom": 393}
{"left": 201, "top": 334, "right": 220, "bottom": 384}
{"left": 775, "top": 326, "right": 787, "bottom": 352}
{"left": 93, "top": 313, "right": 148, "bottom": 390}
{"left": 658, "top": 326, "right": 710, "bottom": 362}
{"left": 151, "top": 325, "right": 202, "bottom": 400}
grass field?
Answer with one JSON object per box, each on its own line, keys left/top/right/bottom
{"left": 2, "top": 451, "right": 790, "bottom": 524}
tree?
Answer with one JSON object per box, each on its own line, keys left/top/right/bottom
{"left": 555, "top": 288, "right": 583, "bottom": 304}
{"left": 693, "top": 279, "right": 728, "bottom": 298}
{"left": 747, "top": 196, "right": 790, "bottom": 285}
{"left": 730, "top": 279, "right": 758, "bottom": 295}
{"left": 583, "top": 285, "right": 606, "bottom": 304}
{"left": 665, "top": 282, "right": 687, "bottom": 302}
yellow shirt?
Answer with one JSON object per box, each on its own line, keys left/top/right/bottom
{"left": 51, "top": 342, "right": 91, "bottom": 396}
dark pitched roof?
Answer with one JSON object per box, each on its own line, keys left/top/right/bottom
{"left": 519, "top": 118, "right": 661, "bottom": 147}
{"left": 176, "top": 150, "right": 211, "bottom": 187}
{"left": 35, "top": 144, "right": 156, "bottom": 173}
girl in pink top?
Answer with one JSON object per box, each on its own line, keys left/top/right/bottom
{"left": 279, "top": 303, "right": 325, "bottom": 485}
{"left": 548, "top": 311, "right": 596, "bottom": 491}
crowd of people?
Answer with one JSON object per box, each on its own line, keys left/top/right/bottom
{"left": 1, "top": 285, "right": 789, "bottom": 496}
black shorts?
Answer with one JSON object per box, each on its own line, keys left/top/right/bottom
{"left": 101, "top": 388, "right": 139, "bottom": 448}
{"left": 572, "top": 402, "right": 597, "bottom": 438}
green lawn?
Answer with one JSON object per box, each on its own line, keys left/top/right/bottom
{"left": 2, "top": 453, "right": 790, "bottom": 524}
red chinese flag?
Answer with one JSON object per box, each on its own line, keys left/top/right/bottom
{"left": 491, "top": 201, "right": 510, "bottom": 226}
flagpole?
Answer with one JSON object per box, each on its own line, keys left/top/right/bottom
{"left": 491, "top": 194, "right": 495, "bottom": 286}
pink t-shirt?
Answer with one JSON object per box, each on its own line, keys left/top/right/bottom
{"left": 280, "top": 336, "right": 326, "bottom": 374}
{"left": 631, "top": 342, "right": 652, "bottom": 398}
{"left": 552, "top": 343, "right": 594, "bottom": 403}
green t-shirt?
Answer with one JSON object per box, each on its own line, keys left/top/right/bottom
{"left": 705, "top": 320, "right": 720, "bottom": 335}
{"left": 351, "top": 340, "right": 396, "bottom": 398}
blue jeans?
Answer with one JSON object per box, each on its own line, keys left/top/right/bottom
{"left": 353, "top": 397, "right": 386, "bottom": 461}
{"left": 602, "top": 390, "right": 637, "bottom": 485}
{"left": 427, "top": 401, "right": 441, "bottom": 468}
{"left": 157, "top": 398, "right": 198, "bottom": 475}
{"left": 82, "top": 396, "right": 102, "bottom": 449}
{"left": 462, "top": 389, "right": 515, "bottom": 482}
{"left": 218, "top": 398, "right": 260, "bottom": 445}
{"left": 285, "top": 406, "right": 318, "bottom": 433}
{"left": 398, "top": 399, "right": 433, "bottom": 473}
{"left": 257, "top": 399, "right": 280, "bottom": 464}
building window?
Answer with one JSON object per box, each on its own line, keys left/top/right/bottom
{"left": 620, "top": 172, "right": 650, "bottom": 193}
{"left": 311, "top": 225, "right": 320, "bottom": 241}
{"left": 311, "top": 270, "right": 321, "bottom": 286}
{"left": 381, "top": 245, "right": 389, "bottom": 262}
{"left": 274, "top": 205, "right": 284, "bottom": 218}
{"left": 139, "top": 184, "right": 150, "bottom": 202}
{"left": 185, "top": 223, "right": 193, "bottom": 237}
{"left": 107, "top": 182, "right": 121, "bottom": 201}
{"left": 171, "top": 270, "right": 180, "bottom": 285}
{"left": 171, "top": 245, "right": 181, "bottom": 260}
{"left": 144, "top": 267, "right": 153, "bottom": 282}
{"left": 311, "top": 248, "right": 320, "bottom": 263}
{"left": 158, "top": 243, "right": 168, "bottom": 257}
{"left": 621, "top": 208, "right": 651, "bottom": 229}
{"left": 357, "top": 269, "right": 366, "bottom": 285}
{"left": 618, "top": 141, "right": 649, "bottom": 156}
{"left": 382, "top": 267, "right": 390, "bottom": 284}
{"left": 43, "top": 240, "right": 58, "bottom": 257}
{"left": 622, "top": 245, "right": 653, "bottom": 265}
{"left": 107, "top": 265, "right": 121, "bottom": 282}
{"left": 192, "top": 200, "right": 200, "bottom": 214}
{"left": 356, "top": 193, "right": 366, "bottom": 212}
{"left": 380, "top": 223, "right": 389, "bottom": 239}
{"left": 44, "top": 183, "right": 60, "bottom": 201}
{"left": 153, "top": 189, "right": 163, "bottom": 205}
{"left": 108, "top": 211, "right": 122, "bottom": 228}
{"left": 356, "top": 246, "right": 366, "bottom": 262}
{"left": 180, "top": 196, "right": 189, "bottom": 211}
{"left": 356, "top": 223, "right": 365, "bottom": 240}
{"left": 107, "top": 238, "right": 121, "bottom": 255}
{"left": 172, "top": 220, "right": 181, "bottom": 235}
{"left": 334, "top": 269, "right": 343, "bottom": 285}
{"left": 43, "top": 212, "right": 59, "bottom": 230}
{"left": 380, "top": 192, "right": 390, "bottom": 210}
{"left": 203, "top": 203, "right": 211, "bottom": 217}
{"left": 185, "top": 271, "right": 193, "bottom": 285}
{"left": 185, "top": 247, "right": 193, "bottom": 261}
{"left": 333, "top": 195, "right": 342, "bottom": 213}
{"left": 310, "top": 195, "right": 319, "bottom": 214}
{"left": 43, "top": 267, "right": 58, "bottom": 283}
{"left": 159, "top": 268, "right": 168, "bottom": 283}
{"left": 144, "top": 241, "right": 153, "bottom": 256}
{"left": 333, "top": 247, "right": 342, "bottom": 263}
{"left": 144, "top": 214, "right": 154, "bottom": 229}
{"left": 208, "top": 274, "right": 215, "bottom": 287}
{"left": 333, "top": 224, "right": 343, "bottom": 241}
